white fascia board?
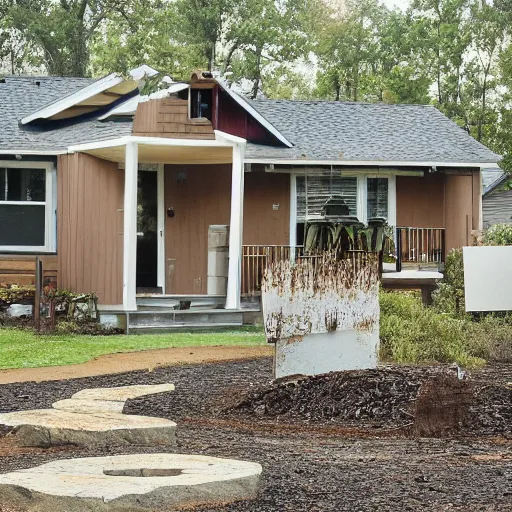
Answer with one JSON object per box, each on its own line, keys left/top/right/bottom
{"left": 214, "top": 130, "right": 247, "bottom": 145}
{"left": 0, "top": 149, "right": 66, "bottom": 155}
{"left": 244, "top": 158, "right": 500, "bottom": 167}
{"left": 21, "top": 72, "right": 123, "bottom": 125}
{"left": 217, "top": 81, "right": 293, "bottom": 148}
{"left": 67, "top": 136, "right": 236, "bottom": 154}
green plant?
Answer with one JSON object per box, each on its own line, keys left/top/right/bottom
{"left": 0, "top": 285, "right": 35, "bottom": 309}
{"left": 483, "top": 224, "right": 512, "bottom": 246}
{"left": 304, "top": 221, "right": 390, "bottom": 254}
{"left": 431, "top": 248, "right": 466, "bottom": 316}
{"left": 380, "top": 290, "right": 484, "bottom": 368}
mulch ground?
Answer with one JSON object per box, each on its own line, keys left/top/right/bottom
{"left": 0, "top": 358, "right": 512, "bottom": 511}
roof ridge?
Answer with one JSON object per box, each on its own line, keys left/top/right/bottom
{"left": 251, "top": 98, "right": 436, "bottom": 108}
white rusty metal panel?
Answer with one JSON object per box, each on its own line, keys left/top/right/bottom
{"left": 274, "top": 330, "right": 379, "bottom": 379}
{"left": 463, "top": 246, "right": 512, "bottom": 311}
{"left": 262, "top": 254, "right": 380, "bottom": 378}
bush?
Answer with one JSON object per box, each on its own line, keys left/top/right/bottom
{"left": 380, "top": 291, "right": 484, "bottom": 368}
{"left": 381, "top": 290, "right": 512, "bottom": 366}
{"left": 431, "top": 248, "right": 466, "bottom": 316}
{"left": 53, "top": 319, "right": 123, "bottom": 336}
{"left": 466, "top": 315, "right": 512, "bottom": 363}
{"left": 483, "top": 223, "right": 512, "bottom": 246}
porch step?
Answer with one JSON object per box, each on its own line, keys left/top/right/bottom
{"left": 128, "top": 322, "right": 244, "bottom": 334}
{"left": 136, "top": 295, "right": 226, "bottom": 310}
{"left": 127, "top": 309, "right": 244, "bottom": 331}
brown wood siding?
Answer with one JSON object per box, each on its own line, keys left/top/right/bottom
{"left": 472, "top": 169, "right": 481, "bottom": 230}
{"left": 444, "top": 174, "right": 473, "bottom": 251}
{"left": 133, "top": 98, "right": 215, "bottom": 140}
{"left": 164, "top": 164, "right": 231, "bottom": 294}
{"left": 57, "top": 154, "right": 124, "bottom": 305}
{"left": 396, "top": 173, "right": 445, "bottom": 228}
{"left": 243, "top": 172, "right": 290, "bottom": 245}
{"left": 0, "top": 255, "right": 57, "bottom": 287}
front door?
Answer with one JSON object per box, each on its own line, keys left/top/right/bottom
{"left": 136, "top": 170, "right": 158, "bottom": 291}
{"left": 164, "top": 164, "right": 231, "bottom": 294}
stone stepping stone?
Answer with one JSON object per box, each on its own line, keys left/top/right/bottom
{"left": 0, "top": 383, "right": 177, "bottom": 448}
{"left": 0, "top": 453, "right": 262, "bottom": 511}
{"left": 70, "top": 383, "right": 175, "bottom": 402}
{"left": 0, "top": 409, "right": 177, "bottom": 448}
{"left": 52, "top": 383, "right": 175, "bottom": 415}
{"left": 52, "top": 398, "right": 125, "bottom": 414}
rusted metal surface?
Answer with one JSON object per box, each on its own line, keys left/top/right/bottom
{"left": 262, "top": 252, "right": 379, "bottom": 341}
{"left": 262, "top": 252, "right": 380, "bottom": 378}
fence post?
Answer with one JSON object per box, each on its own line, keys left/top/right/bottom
{"left": 34, "top": 256, "right": 42, "bottom": 331}
{"left": 395, "top": 228, "right": 402, "bottom": 273}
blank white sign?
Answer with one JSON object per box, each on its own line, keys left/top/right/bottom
{"left": 463, "top": 246, "right": 512, "bottom": 311}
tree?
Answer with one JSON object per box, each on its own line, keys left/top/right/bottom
{"left": 4, "top": 0, "right": 134, "bottom": 76}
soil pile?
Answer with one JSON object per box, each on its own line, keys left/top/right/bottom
{"left": 228, "top": 366, "right": 458, "bottom": 429}
{"left": 227, "top": 365, "right": 512, "bottom": 436}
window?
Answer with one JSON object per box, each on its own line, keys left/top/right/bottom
{"left": 0, "top": 162, "right": 55, "bottom": 252}
{"left": 296, "top": 175, "right": 357, "bottom": 221}
{"left": 367, "top": 177, "right": 388, "bottom": 220}
{"left": 190, "top": 88, "right": 212, "bottom": 120}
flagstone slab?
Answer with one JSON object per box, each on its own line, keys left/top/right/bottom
{"left": 52, "top": 398, "right": 125, "bottom": 414}
{"left": 0, "top": 453, "right": 262, "bottom": 511}
{"left": 70, "top": 383, "right": 175, "bottom": 402}
{"left": 0, "top": 409, "right": 177, "bottom": 448}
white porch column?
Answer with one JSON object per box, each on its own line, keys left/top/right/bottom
{"left": 123, "top": 141, "right": 138, "bottom": 311}
{"left": 225, "top": 142, "right": 245, "bottom": 310}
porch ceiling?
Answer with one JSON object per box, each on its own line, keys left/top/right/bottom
{"left": 68, "top": 136, "right": 236, "bottom": 165}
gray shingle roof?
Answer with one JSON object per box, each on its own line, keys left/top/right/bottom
{"left": 245, "top": 99, "right": 501, "bottom": 164}
{"left": 0, "top": 76, "right": 132, "bottom": 152}
{"left": 0, "top": 77, "right": 502, "bottom": 165}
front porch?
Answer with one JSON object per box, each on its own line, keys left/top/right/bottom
{"left": 69, "top": 133, "right": 247, "bottom": 315}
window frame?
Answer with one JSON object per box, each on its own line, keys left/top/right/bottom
{"left": 0, "top": 161, "right": 56, "bottom": 253}
{"left": 290, "top": 171, "right": 397, "bottom": 247}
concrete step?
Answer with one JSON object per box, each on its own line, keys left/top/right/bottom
{"left": 128, "top": 309, "right": 244, "bottom": 328}
{"left": 128, "top": 322, "right": 244, "bottom": 334}
{"left": 136, "top": 295, "right": 226, "bottom": 310}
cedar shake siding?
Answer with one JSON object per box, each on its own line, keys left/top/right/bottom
{"left": 133, "top": 98, "right": 215, "bottom": 140}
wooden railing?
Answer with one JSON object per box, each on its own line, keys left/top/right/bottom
{"left": 242, "top": 245, "right": 305, "bottom": 296}
{"left": 395, "top": 227, "right": 445, "bottom": 272}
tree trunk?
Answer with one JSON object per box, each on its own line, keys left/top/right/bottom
{"left": 250, "top": 48, "right": 262, "bottom": 99}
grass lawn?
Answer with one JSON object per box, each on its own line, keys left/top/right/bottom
{"left": 0, "top": 327, "right": 266, "bottom": 370}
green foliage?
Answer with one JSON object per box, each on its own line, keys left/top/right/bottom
{"left": 0, "top": 285, "right": 34, "bottom": 307}
{"left": 380, "top": 291, "right": 484, "bottom": 368}
{"left": 304, "top": 221, "right": 389, "bottom": 254}
{"left": 431, "top": 248, "right": 465, "bottom": 316}
{"left": 482, "top": 223, "right": 512, "bottom": 245}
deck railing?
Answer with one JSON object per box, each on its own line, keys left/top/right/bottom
{"left": 242, "top": 245, "right": 305, "bottom": 296}
{"left": 395, "top": 227, "right": 445, "bottom": 272}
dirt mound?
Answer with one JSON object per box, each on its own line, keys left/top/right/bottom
{"left": 228, "top": 366, "right": 461, "bottom": 429}
{"left": 227, "top": 365, "right": 512, "bottom": 437}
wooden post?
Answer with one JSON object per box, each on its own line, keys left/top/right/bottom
{"left": 34, "top": 256, "right": 41, "bottom": 331}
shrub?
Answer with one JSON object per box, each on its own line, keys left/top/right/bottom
{"left": 431, "top": 248, "right": 466, "bottom": 316}
{"left": 483, "top": 223, "right": 512, "bottom": 246}
{"left": 465, "top": 315, "right": 512, "bottom": 363}
{"left": 380, "top": 291, "right": 484, "bottom": 368}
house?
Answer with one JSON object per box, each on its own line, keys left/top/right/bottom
{"left": 0, "top": 67, "right": 501, "bottom": 328}
{"left": 482, "top": 168, "right": 511, "bottom": 228}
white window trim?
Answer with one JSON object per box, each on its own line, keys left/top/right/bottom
{"left": 292, "top": 172, "right": 398, "bottom": 236}
{"left": 0, "top": 160, "right": 56, "bottom": 253}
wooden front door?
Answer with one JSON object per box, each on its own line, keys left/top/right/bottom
{"left": 164, "top": 164, "right": 231, "bottom": 294}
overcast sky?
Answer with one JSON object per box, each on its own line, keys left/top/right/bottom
{"left": 381, "top": 0, "right": 410, "bottom": 10}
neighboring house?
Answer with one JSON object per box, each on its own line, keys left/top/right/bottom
{"left": 482, "top": 168, "right": 511, "bottom": 228}
{"left": 0, "top": 67, "right": 501, "bottom": 327}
